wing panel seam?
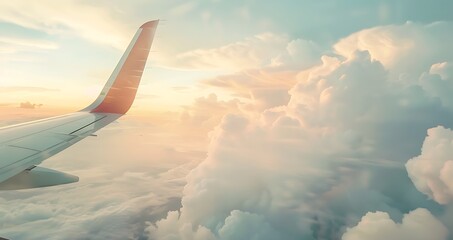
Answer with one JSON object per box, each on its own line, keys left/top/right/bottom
{"left": 69, "top": 115, "right": 108, "bottom": 135}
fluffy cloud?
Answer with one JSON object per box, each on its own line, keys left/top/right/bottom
{"left": 406, "top": 126, "right": 453, "bottom": 205}
{"left": 147, "top": 210, "right": 281, "bottom": 240}
{"left": 157, "top": 33, "right": 322, "bottom": 70}
{"left": 147, "top": 22, "right": 453, "bottom": 239}
{"left": 334, "top": 22, "right": 453, "bottom": 82}
{"left": 146, "top": 211, "right": 216, "bottom": 240}
{"left": 342, "top": 208, "right": 448, "bottom": 240}
{"left": 202, "top": 69, "right": 299, "bottom": 111}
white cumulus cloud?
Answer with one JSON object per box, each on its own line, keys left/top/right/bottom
{"left": 334, "top": 22, "right": 453, "bottom": 82}
{"left": 342, "top": 208, "right": 448, "bottom": 240}
{"left": 406, "top": 126, "right": 453, "bottom": 205}
{"left": 146, "top": 21, "right": 453, "bottom": 239}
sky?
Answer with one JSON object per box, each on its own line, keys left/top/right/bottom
{"left": 1, "top": 0, "right": 453, "bottom": 239}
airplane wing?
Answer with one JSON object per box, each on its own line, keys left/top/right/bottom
{"left": 0, "top": 20, "right": 159, "bottom": 190}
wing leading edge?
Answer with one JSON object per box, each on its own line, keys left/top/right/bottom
{"left": 0, "top": 20, "right": 159, "bottom": 190}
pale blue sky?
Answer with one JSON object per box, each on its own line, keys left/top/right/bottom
{"left": 1, "top": 0, "right": 452, "bottom": 110}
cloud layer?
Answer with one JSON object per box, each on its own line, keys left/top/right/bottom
{"left": 2, "top": 7, "right": 453, "bottom": 239}
{"left": 0, "top": 114, "right": 204, "bottom": 240}
{"left": 147, "top": 22, "right": 453, "bottom": 239}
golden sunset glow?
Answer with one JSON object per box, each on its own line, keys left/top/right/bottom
{"left": 2, "top": 1, "right": 453, "bottom": 240}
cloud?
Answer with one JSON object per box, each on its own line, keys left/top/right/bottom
{"left": 0, "top": 87, "right": 58, "bottom": 93}
{"left": 146, "top": 211, "right": 216, "bottom": 240}
{"left": 147, "top": 22, "right": 453, "bottom": 239}
{"left": 342, "top": 208, "right": 448, "bottom": 240}
{"left": 0, "top": 115, "right": 204, "bottom": 240}
{"left": 430, "top": 62, "right": 453, "bottom": 80}
{"left": 3, "top": 15, "right": 453, "bottom": 240}
{"left": 419, "top": 61, "right": 453, "bottom": 109}
{"left": 19, "top": 101, "right": 42, "bottom": 109}
{"left": 0, "top": 1, "right": 130, "bottom": 49}
{"left": 180, "top": 94, "right": 240, "bottom": 131}
{"left": 156, "top": 33, "right": 322, "bottom": 70}
{"left": 334, "top": 22, "right": 453, "bottom": 82}
{"left": 0, "top": 36, "right": 58, "bottom": 54}
{"left": 406, "top": 126, "right": 453, "bottom": 205}
{"left": 217, "top": 210, "right": 282, "bottom": 240}
{"left": 147, "top": 210, "right": 281, "bottom": 240}
{"left": 202, "top": 69, "right": 300, "bottom": 112}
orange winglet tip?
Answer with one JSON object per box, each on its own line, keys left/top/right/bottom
{"left": 140, "top": 20, "right": 159, "bottom": 29}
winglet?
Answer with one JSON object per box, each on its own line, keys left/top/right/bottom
{"left": 83, "top": 20, "right": 159, "bottom": 114}
{"left": 140, "top": 20, "right": 159, "bottom": 29}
